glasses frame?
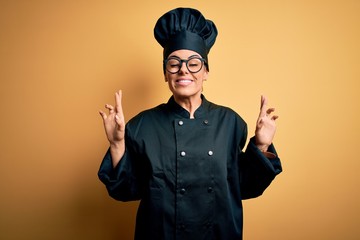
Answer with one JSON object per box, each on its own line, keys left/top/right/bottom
{"left": 163, "top": 56, "right": 207, "bottom": 74}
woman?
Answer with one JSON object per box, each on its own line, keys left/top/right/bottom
{"left": 98, "top": 7, "right": 282, "bottom": 240}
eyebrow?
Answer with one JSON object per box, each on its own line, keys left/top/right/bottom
{"left": 168, "top": 54, "right": 201, "bottom": 59}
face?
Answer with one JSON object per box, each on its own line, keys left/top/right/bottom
{"left": 164, "top": 49, "right": 208, "bottom": 101}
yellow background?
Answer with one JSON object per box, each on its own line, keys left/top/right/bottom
{"left": 1, "top": 0, "right": 359, "bottom": 239}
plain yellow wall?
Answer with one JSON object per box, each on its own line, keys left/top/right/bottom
{"left": 1, "top": 0, "right": 359, "bottom": 239}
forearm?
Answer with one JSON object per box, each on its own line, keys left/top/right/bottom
{"left": 110, "top": 141, "right": 125, "bottom": 168}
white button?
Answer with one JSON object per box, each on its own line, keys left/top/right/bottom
{"left": 178, "top": 120, "right": 184, "bottom": 126}
{"left": 208, "top": 151, "right": 213, "bottom": 156}
{"left": 180, "top": 151, "right": 186, "bottom": 156}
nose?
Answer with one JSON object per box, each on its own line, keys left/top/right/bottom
{"left": 178, "top": 61, "right": 188, "bottom": 74}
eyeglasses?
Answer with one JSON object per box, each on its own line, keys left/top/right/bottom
{"left": 164, "top": 56, "right": 206, "bottom": 74}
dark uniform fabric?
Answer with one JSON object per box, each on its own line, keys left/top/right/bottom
{"left": 98, "top": 95, "right": 282, "bottom": 240}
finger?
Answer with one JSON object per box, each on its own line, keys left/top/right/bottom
{"left": 105, "top": 104, "right": 115, "bottom": 114}
{"left": 105, "top": 104, "right": 114, "bottom": 110}
{"left": 115, "top": 114, "right": 125, "bottom": 131}
{"left": 115, "top": 90, "right": 124, "bottom": 116}
{"left": 259, "top": 95, "right": 268, "bottom": 117}
{"left": 99, "top": 110, "right": 107, "bottom": 120}
{"left": 271, "top": 115, "right": 279, "bottom": 121}
{"left": 266, "top": 108, "right": 275, "bottom": 115}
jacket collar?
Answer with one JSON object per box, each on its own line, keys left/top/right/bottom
{"left": 166, "top": 94, "right": 210, "bottom": 119}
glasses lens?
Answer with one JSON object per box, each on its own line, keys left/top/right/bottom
{"left": 187, "top": 58, "right": 203, "bottom": 73}
{"left": 165, "top": 57, "right": 205, "bottom": 74}
{"left": 166, "top": 58, "right": 181, "bottom": 73}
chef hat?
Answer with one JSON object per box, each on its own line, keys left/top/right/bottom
{"left": 154, "top": 7, "right": 218, "bottom": 70}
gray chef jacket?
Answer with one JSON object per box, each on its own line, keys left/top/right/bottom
{"left": 98, "top": 95, "right": 282, "bottom": 240}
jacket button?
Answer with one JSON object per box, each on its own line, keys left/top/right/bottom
{"left": 208, "top": 150, "right": 213, "bottom": 156}
{"left": 203, "top": 119, "right": 209, "bottom": 125}
{"left": 208, "top": 187, "right": 213, "bottom": 193}
{"left": 178, "top": 120, "right": 184, "bottom": 126}
{"left": 180, "top": 151, "right": 186, "bottom": 157}
{"left": 180, "top": 188, "right": 186, "bottom": 194}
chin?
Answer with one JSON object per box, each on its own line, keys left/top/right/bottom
{"left": 173, "top": 90, "right": 201, "bottom": 99}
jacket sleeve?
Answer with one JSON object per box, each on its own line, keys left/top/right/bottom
{"left": 98, "top": 125, "right": 146, "bottom": 202}
{"left": 239, "top": 137, "right": 282, "bottom": 200}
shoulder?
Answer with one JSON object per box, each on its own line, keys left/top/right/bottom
{"left": 126, "top": 103, "right": 167, "bottom": 128}
{"left": 206, "top": 99, "right": 246, "bottom": 125}
{"left": 205, "top": 99, "right": 248, "bottom": 143}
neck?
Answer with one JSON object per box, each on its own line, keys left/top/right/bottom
{"left": 174, "top": 94, "right": 202, "bottom": 119}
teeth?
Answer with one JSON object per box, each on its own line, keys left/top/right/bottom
{"left": 178, "top": 79, "right": 192, "bottom": 82}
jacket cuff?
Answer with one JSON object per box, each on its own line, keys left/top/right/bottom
{"left": 249, "top": 137, "right": 278, "bottom": 159}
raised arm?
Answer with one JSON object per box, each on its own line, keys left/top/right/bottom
{"left": 99, "top": 90, "right": 126, "bottom": 167}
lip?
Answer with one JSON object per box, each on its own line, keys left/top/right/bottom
{"left": 175, "top": 78, "right": 193, "bottom": 86}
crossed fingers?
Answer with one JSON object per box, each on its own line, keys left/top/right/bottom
{"left": 259, "top": 95, "right": 278, "bottom": 121}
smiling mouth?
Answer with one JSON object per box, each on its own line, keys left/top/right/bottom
{"left": 176, "top": 79, "right": 193, "bottom": 83}
{"left": 175, "top": 79, "right": 193, "bottom": 86}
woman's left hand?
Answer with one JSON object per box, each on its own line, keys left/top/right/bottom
{"left": 255, "top": 95, "right": 278, "bottom": 152}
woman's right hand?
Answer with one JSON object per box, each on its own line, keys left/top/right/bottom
{"left": 99, "top": 90, "right": 126, "bottom": 166}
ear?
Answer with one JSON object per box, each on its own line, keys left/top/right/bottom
{"left": 203, "top": 70, "right": 209, "bottom": 81}
{"left": 164, "top": 74, "right": 168, "bottom": 82}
